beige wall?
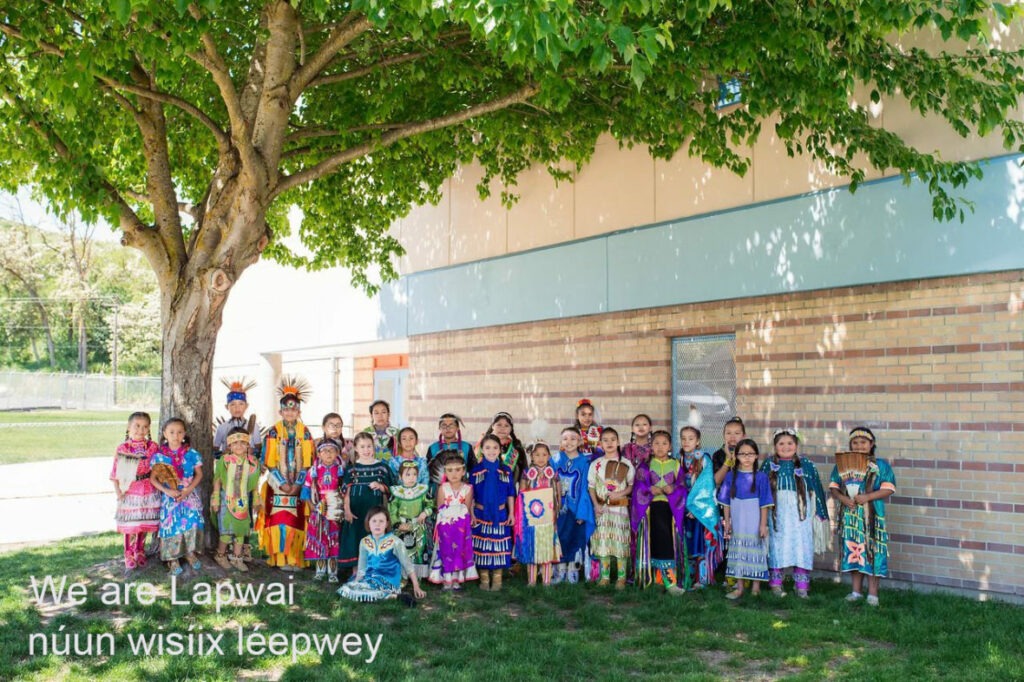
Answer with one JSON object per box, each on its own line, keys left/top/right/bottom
{"left": 394, "top": 20, "right": 1022, "bottom": 275}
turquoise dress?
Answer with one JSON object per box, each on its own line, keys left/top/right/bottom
{"left": 829, "top": 458, "right": 896, "bottom": 577}
{"left": 337, "top": 532, "right": 415, "bottom": 602}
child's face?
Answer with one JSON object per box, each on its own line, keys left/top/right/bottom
{"left": 371, "top": 404, "right": 390, "bottom": 428}
{"left": 163, "top": 422, "right": 186, "bottom": 446}
{"left": 651, "top": 434, "right": 671, "bottom": 459}
{"left": 400, "top": 430, "right": 417, "bottom": 453}
{"left": 774, "top": 435, "right": 798, "bottom": 459}
{"left": 560, "top": 430, "right": 580, "bottom": 453}
{"left": 401, "top": 467, "right": 418, "bottom": 486}
{"left": 577, "top": 405, "right": 595, "bottom": 428}
{"left": 279, "top": 404, "right": 300, "bottom": 423}
{"left": 491, "top": 418, "right": 512, "bottom": 441}
{"left": 367, "top": 513, "right": 388, "bottom": 538}
{"left": 227, "top": 400, "right": 247, "bottom": 419}
{"left": 355, "top": 438, "right": 374, "bottom": 459}
{"left": 600, "top": 430, "right": 619, "bottom": 454}
{"left": 128, "top": 418, "right": 149, "bottom": 441}
{"left": 680, "top": 430, "right": 700, "bottom": 453}
{"left": 229, "top": 439, "right": 249, "bottom": 457}
{"left": 323, "top": 418, "right": 343, "bottom": 439}
{"left": 319, "top": 447, "right": 339, "bottom": 466}
{"left": 723, "top": 423, "right": 745, "bottom": 449}
{"left": 531, "top": 447, "right": 550, "bottom": 468}
{"left": 481, "top": 439, "right": 501, "bottom": 462}
{"left": 439, "top": 418, "right": 459, "bottom": 441}
{"left": 444, "top": 464, "right": 464, "bottom": 483}
{"left": 632, "top": 416, "right": 651, "bottom": 440}
{"left": 736, "top": 445, "right": 758, "bottom": 470}
{"left": 850, "top": 436, "right": 872, "bottom": 454}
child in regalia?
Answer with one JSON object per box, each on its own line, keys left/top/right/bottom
{"left": 339, "top": 432, "right": 395, "bottom": 574}
{"left": 111, "top": 411, "right": 160, "bottom": 570}
{"left": 362, "top": 400, "right": 398, "bottom": 462}
{"left": 389, "top": 460, "right": 433, "bottom": 579}
{"left": 588, "top": 427, "right": 634, "bottom": 588}
{"left": 718, "top": 438, "right": 774, "bottom": 599}
{"left": 389, "top": 427, "right": 429, "bottom": 486}
{"left": 151, "top": 418, "right": 205, "bottom": 577}
{"left": 621, "top": 413, "right": 653, "bottom": 468}
{"left": 574, "top": 398, "right": 604, "bottom": 458}
{"left": 211, "top": 426, "right": 262, "bottom": 572}
{"left": 337, "top": 507, "right": 426, "bottom": 602}
{"left": 303, "top": 438, "right": 345, "bottom": 582}
{"left": 514, "top": 442, "right": 562, "bottom": 586}
{"left": 632, "top": 430, "right": 687, "bottom": 594}
{"left": 471, "top": 434, "right": 517, "bottom": 591}
{"left": 480, "top": 412, "right": 527, "bottom": 481}
{"left": 212, "top": 378, "right": 263, "bottom": 564}
{"left": 429, "top": 454, "right": 478, "bottom": 589}
{"left": 760, "top": 428, "right": 829, "bottom": 598}
{"left": 680, "top": 425, "right": 724, "bottom": 589}
{"left": 426, "top": 413, "right": 475, "bottom": 493}
{"left": 256, "top": 376, "right": 314, "bottom": 572}
{"left": 319, "top": 413, "right": 353, "bottom": 465}
{"left": 829, "top": 426, "right": 896, "bottom": 606}
{"left": 552, "top": 427, "right": 595, "bottom": 585}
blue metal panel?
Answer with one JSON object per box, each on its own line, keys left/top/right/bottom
{"left": 609, "top": 156, "right": 1024, "bottom": 311}
{"left": 401, "top": 238, "right": 608, "bottom": 335}
{"left": 381, "top": 155, "right": 1024, "bottom": 336}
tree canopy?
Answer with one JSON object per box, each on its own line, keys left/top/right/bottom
{"left": 2, "top": 1, "right": 1022, "bottom": 295}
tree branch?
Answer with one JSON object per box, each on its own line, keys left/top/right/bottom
{"left": 309, "top": 50, "right": 431, "bottom": 88}
{"left": 0, "top": 22, "right": 64, "bottom": 57}
{"left": 186, "top": 3, "right": 258, "bottom": 170}
{"left": 124, "top": 189, "right": 198, "bottom": 220}
{"left": 271, "top": 83, "right": 540, "bottom": 200}
{"left": 289, "top": 14, "right": 373, "bottom": 99}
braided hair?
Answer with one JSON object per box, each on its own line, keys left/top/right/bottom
{"left": 729, "top": 438, "right": 761, "bottom": 499}
{"left": 125, "top": 411, "right": 152, "bottom": 442}
{"left": 767, "top": 432, "right": 807, "bottom": 526}
{"left": 629, "top": 413, "right": 653, "bottom": 445}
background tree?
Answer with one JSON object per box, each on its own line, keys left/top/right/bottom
{"left": 1, "top": 1, "right": 1022, "bottom": 535}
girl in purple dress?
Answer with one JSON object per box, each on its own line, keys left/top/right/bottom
{"left": 718, "top": 438, "right": 774, "bottom": 599}
{"left": 428, "top": 454, "right": 478, "bottom": 589}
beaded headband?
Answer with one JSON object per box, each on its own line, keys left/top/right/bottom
{"left": 225, "top": 432, "right": 250, "bottom": 446}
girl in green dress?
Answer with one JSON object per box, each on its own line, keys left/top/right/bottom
{"left": 389, "top": 460, "right": 434, "bottom": 578}
{"left": 339, "top": 432, "right": 394, "bottom": 573}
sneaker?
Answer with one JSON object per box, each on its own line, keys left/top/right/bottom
{"left": 550, "top": 566, "right": 566, "bottom": 585}
{"left": 866, "top": 595, "right": 879, "bottom": 607}
{"left": 845, "top": 592, "right": 864, "bottom": 602}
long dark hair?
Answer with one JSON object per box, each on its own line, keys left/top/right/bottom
{"left": 729, "top": 438, "right": 760, "bottom": 499}
{"left": 483, "top": 414, "right": 526, "bottom": 474}
{"left": 767, "top": 432, "right": 807, "bottom": 524}
{"left": 629, "top": 414, "right": 653, "bottom": 444}
{"left": 160, "top": 417, "right": 190, "bottom": 447}
{"left": 125, "top": 411, "right": 152, "bottom": 442}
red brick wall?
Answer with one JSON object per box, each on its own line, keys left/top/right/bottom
{"left": 406, "top": 270, "right": 1024, "bottom": 597}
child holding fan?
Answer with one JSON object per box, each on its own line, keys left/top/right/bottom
{"left": 303, "top": 438, "right": 345, "bottom": 581}
{"left": 111, "top": 411, "right": 160, "bottom": 571}
{"left": 574, "top": 398, "right": 604, "bottom": 457}
{"left": 514, "top": 442, "right": 562, "bottom": 587}
{"left": 588, "top": 428, "right": 634, "bottom": 588}
{"left": 151, "top": 418, "right": 205, "bottom": 577}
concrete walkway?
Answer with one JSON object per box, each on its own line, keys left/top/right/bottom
{"left": 0, "top": 457, "right": 116, "bottom": 549}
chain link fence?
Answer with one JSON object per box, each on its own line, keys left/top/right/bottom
{"left": 0, "top": 370, "right": 160, "bottom": 411}
{"left": 672, "top": 334, "right": 737, "bottom": 453}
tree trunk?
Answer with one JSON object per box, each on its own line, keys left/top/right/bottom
{"left": 77, "top": 311, "right": 87, "bottom": 372}
{"left": 158, "top": 271, "right": 231, "bottom": 549}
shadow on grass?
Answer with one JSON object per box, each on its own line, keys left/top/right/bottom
{"left": 1, "top": 534, "right": 1023, "bottom": 681}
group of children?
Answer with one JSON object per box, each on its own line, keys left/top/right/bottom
{"left": 111, "top": 381, "right": 897, "bottom": 605}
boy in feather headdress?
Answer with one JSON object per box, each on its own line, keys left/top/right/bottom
{"left": 256, "top": 376, "right": 315, "bottom": 571}
{"left": 212, "top": 377, "right": 263, "bottom": 562}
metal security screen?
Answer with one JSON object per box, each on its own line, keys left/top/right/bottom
{"left": 672, "top": 334, "right": 737, "bottom": 453}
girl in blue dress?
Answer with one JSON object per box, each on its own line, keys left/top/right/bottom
{"left": 338, "top": 506, "right": 426, "bottom": 602}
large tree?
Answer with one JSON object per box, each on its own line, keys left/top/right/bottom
{"left": 1, "top": 1, "right": 1022, "bottom": 512}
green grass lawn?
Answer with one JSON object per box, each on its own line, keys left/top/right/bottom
{"left": 0, "top": 411, "right": 158, "bottom": 465}
{"left": 2, "top": 534, "right": 1022, "bottom": 681}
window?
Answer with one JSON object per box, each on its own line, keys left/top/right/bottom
{"left": 716, "top": 76, "right": 743, "bottom": 110}
{"left": 672, "top": 334, "right": 737, "bottom": 452}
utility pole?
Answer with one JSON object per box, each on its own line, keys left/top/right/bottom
{"left": 111, "top": 302, "right": 119, "bottom": 405}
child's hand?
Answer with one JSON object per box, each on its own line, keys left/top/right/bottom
{"left": 759, "top": 523, "right": 768, "bottom": 539}
{"left": 344, "top": 510, "right": 355, "bottom": 523}
{"left": 663, "top": 484, "right": 674, "bottom": 495}
{"left": 413, "top": 584, "right": 425, "bottom": 599}
{"left": 211, "top": 501, "right": 220, "bottom": 512}
{"left": 844, "top": 496, "right": 857, "bottom": 510}
{"left": 398, "top": 523, "right": 411, "bottom": 532}
{"left": 416, "top": 512, "right": 427, "bottom": 523}
{"left": 576, "top": 519, "right": 584, "bottom": 525}
{"left": 853, "top": 493, "right": 867, "bottom": 506}
{"left": 370, "top": 482, "right": 387, "bottom": 493}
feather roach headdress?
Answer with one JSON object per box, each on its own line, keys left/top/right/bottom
{"left": 221, "top": 376, "right": 256, "bottom": 403}
{"left": 277, "top": 374, "right": 310, "bottom": 408}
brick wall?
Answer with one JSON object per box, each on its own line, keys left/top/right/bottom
{"left": 406, "top": 270, "right": 1024, "bottom": 598}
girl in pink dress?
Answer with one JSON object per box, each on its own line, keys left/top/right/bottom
{"left": 111, "top": 412, "right": 160, "bottom": 570}
{"left": 428, "top": 454, "right": 478, "bottom": 590}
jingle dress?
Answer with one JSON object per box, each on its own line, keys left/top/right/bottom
{"left": 717, "top": 471, "right": 774, "bottom": 581}
{"left": 302, "top": 460, "right": 343, "bottom": 561}
{"left": 829, "top": 458, "right": 896, "bottom": 577}
{"left": 428, "top": 481, "right": 478, "bottom": 584}
{"left": 337, "top": 532, "right": 417, "bottom": 602}
{"left": 338, "top": 460, "right": 394, "bottom": 568}
{"left": 154, "top": 445, "right": 204, "bottom": 561}
{"left": 471, "top": 459, "right": 516, "bottom": 569}
{"left": 389, "top": 482, "right": 433, "bottom": 577}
